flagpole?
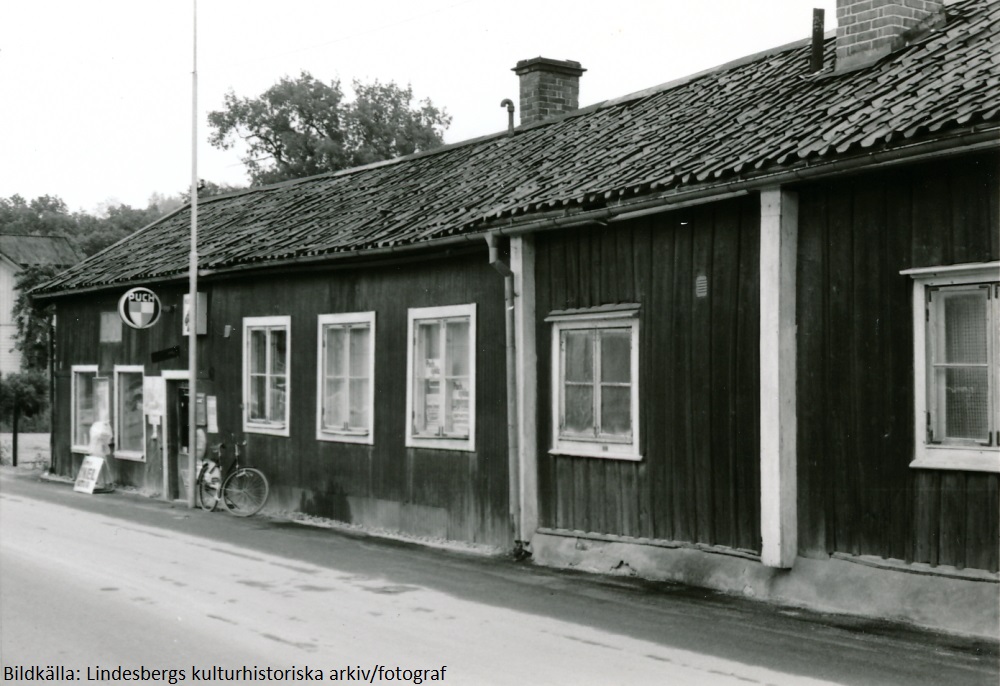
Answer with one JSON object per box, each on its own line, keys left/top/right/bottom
{"left": 187, "top": 0, "right": 199, "bottom": 509}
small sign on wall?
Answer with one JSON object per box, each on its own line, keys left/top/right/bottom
{"left": 74, "top": 456, "right": 105, "bottom": 494}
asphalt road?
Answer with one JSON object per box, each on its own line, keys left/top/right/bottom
{"left": 0, "top": 467, "right": 996, "bottom": 686}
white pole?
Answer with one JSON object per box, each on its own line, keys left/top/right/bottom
{"left": 187, "top": 0, "right": 199, "bottom": 509}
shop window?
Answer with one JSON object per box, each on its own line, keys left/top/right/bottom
{"left": 547, "top": 306, "right": 641, "bottom": 460}
{"left": 406, "top": 304, "right": 475, "bottom": 451}
{"left": 317, "top": 312, "right": 375, "bottom": 444}
{"left": 243, "top": 316, "right": 290, "bottom": 436}
{"left": 71, "top": 365, "right": 99, "bottom": 452}
{"left": 904, "top": 263, "right": 999, "bottom": 472}
{"left": 114, "top": 366, "right": 145, "bottom": 460}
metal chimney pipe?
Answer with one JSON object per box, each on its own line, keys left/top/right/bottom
{"left": 810, "top": 8, "right": 826, "bottom": 73}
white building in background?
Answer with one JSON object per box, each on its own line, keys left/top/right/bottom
{"left": 0, "top": 235, "right": 81, "bottom": 374}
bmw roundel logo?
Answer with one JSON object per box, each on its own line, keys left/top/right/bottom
{"left": 118, "top": 287, "right": 162, "bottom": 329}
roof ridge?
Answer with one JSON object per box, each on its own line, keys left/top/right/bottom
{"left": 198, "top": 30, "right": 836, "bottom": 203}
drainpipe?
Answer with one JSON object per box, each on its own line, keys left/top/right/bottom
{"left": 485, "top": 231, "right": 522, "bottom": 553}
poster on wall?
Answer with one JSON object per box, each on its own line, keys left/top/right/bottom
{"left": 182, "top": 292, "right": 208, "bottom": 336}
{"left": 143, "top": 376, "right": 166, "bottom": 418}
{"left": 206, "top": 395, "right": 219, "bottom": 434}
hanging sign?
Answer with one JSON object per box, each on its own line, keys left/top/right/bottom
{"left": 118, "top": 287, "right": 162, "bottom": 329}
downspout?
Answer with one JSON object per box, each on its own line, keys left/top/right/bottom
{"left": 486, "top": 231, "right": 523, "bottom": 554}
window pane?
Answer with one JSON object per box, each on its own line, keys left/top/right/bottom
{"left": 118, "top": 372, "right": 144, "bottom": 451}
{"left": 269, "top": 329, "right": 287, "bottom": 375}
{"left": 327, "top": 327, "right": 346, "bottom": 377}
{"left": 74, "top": 373, "right": 95, "bottom": 446}
{"left": 600, "top": 330, "right": 631, "bottom": 383}
{"left": 564, "top": 331, "right": 593, "bottom": 382}
{"left": 601, "top": 385, "right": 632, "bottom": 436}
{"left": 415, "top": 321, "right": 442, "bottom": 435}
{"left": 250, "top": 329, "right": 266, "bottom": 374}
{"left": 943, "top": 292, "right": 987, "bottom": 364}
{"left": 349, "top": 378, "right": 369, "bottom": 429}
{"left": 564, "top": 384, "right": 594, "bottom": 434}
{"left": 324, "top": 378, "right": 346, "bottom": 429}
{"left": 350, "top": 326, "right": 370, "bottom": 376}
{"left": 269, "top": 375, "right": 286, "bottom": 422}
{"left": 446, "top": 319, "right": 470, "bottom": 376}
{"left": 447, "top": 378, "right": 471, "bottom": 436}
{"left": 249, "top": 375, "right": 267, "bottom": 420}
{"left": 943, "top": 367, "right": 989, "bottom": 440}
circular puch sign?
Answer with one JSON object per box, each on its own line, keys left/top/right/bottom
{"left": 118, "top": 287, "right": 162, "bottom": 329}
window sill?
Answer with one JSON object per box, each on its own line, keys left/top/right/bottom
{"left": 113, "top": 450, "right": 145, "bottom": 462}
{"left": 71, "top": 446, "right": 91, "bottom": 455}
{"left": 406, "top": 435, "right": 475, "bottom": 452}
{"left": 549, "top": 447, "right": 642, "bottom": 462}
{"left": 910, "top": 446, "right": 999, "bottom": 473}
{"left": 244, "top": 422, "right": 290, "bottom": 438}
{"left": 317, "top": 429, "right": 373, "bottom": 445}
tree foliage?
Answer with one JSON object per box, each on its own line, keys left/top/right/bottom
{"left": 0, "top": 369, "right": 49, "bottom": 423}
{"left": 12, "top": 265, "right": 58, "bottom": 371}
{"left": 208, "top": 72, "right": 451, "bottom": 185}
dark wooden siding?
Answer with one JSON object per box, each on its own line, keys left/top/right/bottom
{"left": 796, "top": 151, "right": 1000, "bottom": 571}
{"left": 53, "top": 249, "right": 511, "bottom": 548}
{"left": 536, "top": 196, "right": 761, "bottom": 552}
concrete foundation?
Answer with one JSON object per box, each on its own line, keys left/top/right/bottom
{"left": 531, "top": 530, "right": 1000, "bottom": 640}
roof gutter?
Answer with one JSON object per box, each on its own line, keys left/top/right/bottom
{"left": 33, "top": 127, "right": 999, "bottom": 302}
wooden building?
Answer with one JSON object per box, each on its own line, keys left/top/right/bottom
{"left": 35, "top": 0, "right": 999, "bottom": 635}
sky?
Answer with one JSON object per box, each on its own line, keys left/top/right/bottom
{"left": 0, "top": 0, "right": 837, "bottom": 215}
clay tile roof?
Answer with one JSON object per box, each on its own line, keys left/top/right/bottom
{"left": 37, "top": 0, "right": 1000, "bottom": 295}
{"left": 0, "top": 234, "right": 82, "bottom": 268}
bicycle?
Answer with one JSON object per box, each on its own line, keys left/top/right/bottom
{"left": 197, "top": 436, "right": 270, "bottom": 517}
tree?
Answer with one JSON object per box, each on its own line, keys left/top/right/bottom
{"left": 12, "top": 265, "right": 58, "bottom": 370}
{"left": 0, "top": 195, "right": 77, "bottom": 237}
{"left": 208, "top": 72, "right": 451, "bottom": 185}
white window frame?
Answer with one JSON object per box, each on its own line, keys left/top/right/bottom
{"left": 405, "top": 304, "right": 476, "bottom": 452}
{"left": 316, "top": 312, "right": 376, "bottom": 445}
{"left": 113, "top": 365, "right": 146, "bottom": 461}
{"left": 902, "top": 262, "right": 1000, "bottom": 473}
{"left": 546, "top": 306, "right": 641, "bottom": 461}
{"left": 242, "top": 315, "right": 291, "bottom": 437}
{"left": 71, "top": 364, "right": 99, "bottom": 453}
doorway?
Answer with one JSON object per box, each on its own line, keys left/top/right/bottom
{"left": 164, "top": 380, "right": 190, "bottom": 502}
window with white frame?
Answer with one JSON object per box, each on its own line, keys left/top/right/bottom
{"left": 903, "top": 262, "right": 999, "bottom": 472}
{"left": 71, "top": 365, "right": 99, "bottom": 452}
{"left": 113, "top": 365, "right": 145, "bottom": 460}
{"left": 547, "top": 306, "right": 641, "bottom": 460}
{"left": 317, "top": 312, "right": 375, "bottom": 444}
{"left": 406, "top": 304, "right": 475, "bottom": 451}
{"left": 243, "top": 316, "right": 291, "bottom": 436}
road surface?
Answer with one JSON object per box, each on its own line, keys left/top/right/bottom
{"left": 1, "top": 468, "right": 996, "bottom": 685}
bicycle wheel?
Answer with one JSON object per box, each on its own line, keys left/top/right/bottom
{"left": 221, "top": 467, "right": 269, "bottom": 517}
{"left": 198, "top": 463, "right": 222, "bottom": 512}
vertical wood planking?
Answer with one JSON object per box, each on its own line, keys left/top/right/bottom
{"left": 710, "top": 203, "right": 739, "bottom": 548}
{"left": 852, "top": 180, "right": 887, "bottom": 557}
{"left": 796, "top": 187, "right": 828, "bottom": 556}
{"left": 691, "top": 207, "right": 715, "bottom": 544}
{"left": 672, "top": 218, "right": 695, "bottom": 542}
{"left": 826, "top": 178, "right": 856, "bottom": 555}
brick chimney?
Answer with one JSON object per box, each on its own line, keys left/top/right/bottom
{"left": 836, "top": 0, "right": 945, "bottom": 72}
{"left": 512, "top": 57, "right": 586, "bottom": 126}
